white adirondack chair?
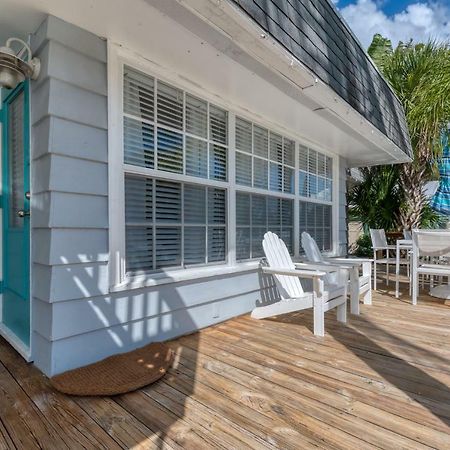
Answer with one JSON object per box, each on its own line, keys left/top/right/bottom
{"left": 301, "top": 232, "right": 372, "bottom": 315}
{"left": 251, "top": 232, "right": 347, "bottom": 336}
{"left": 411, "top": 229, "right": 450, "bottom": 305}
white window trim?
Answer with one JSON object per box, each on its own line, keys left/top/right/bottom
{"left": 108, "top": 43, "right": 341, "bottom": 290}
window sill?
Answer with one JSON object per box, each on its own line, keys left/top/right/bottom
{"left": 110, "top": 261, "right": 261, "bottom": 292}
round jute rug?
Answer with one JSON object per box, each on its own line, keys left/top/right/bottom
{"left": 50, "top": 342, "right": 173, "bottom": 396}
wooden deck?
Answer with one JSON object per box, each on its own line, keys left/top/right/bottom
{"left": 1, "top": 287, "right": 450, "bottom": 449}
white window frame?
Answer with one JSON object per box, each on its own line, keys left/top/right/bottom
{"left": 108, "top": 43, "right": 341, "bottom": 290}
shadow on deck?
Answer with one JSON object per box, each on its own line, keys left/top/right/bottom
{"left": 0, "top": 284, "right": 449, "bottom": 449}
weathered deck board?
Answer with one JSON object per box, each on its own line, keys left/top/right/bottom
{"left": 0, "top": 339, "right": 121, "bottom": 450}
{"left": 0, "top": 288, "right": 449, "bottom": 449}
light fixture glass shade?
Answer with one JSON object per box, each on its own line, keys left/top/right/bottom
{"left": 0, "top": 38, "right": 40, "bottom": 90}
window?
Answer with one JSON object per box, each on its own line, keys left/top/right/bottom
{"left": 236, "top": 193, "right": 293, "bottom": 260}
{"left": 112, "top": 56, "right": 338, "bottom": 283}
{"left": 125, "top": 175, "right": 226, "bottom": 272}
{"left": 299, "top": 202, "right": 332, "bottom": 252}
{"left": 122, "top": 66, "right": 228, "bottom": 274}
{"left": 235, "top": 117, "right": 295, "bottom": 193}
{"left": 235, "top": 117, "right": 296, "bottom": 261}
{"left": 298, "top": 146, "right": 333, "bottom": 252}
{"left": 299, "top": 146, "right": 332, "bottom": 201}
{"left": 123, "top": 67, "right": 228, "bottom": 181}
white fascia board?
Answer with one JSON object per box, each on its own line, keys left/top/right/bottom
{"left": 165, "top": 0, "right": 317, "bottom": 89}
{"left": 169, "top": 0, "right": 411, "bottom": 164}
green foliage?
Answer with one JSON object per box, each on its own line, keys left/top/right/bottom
{"left": 364, "top": 35, "right": 450, "bottom": 227}
{"left": 348, "top": 165, "right": 401, "bottom": 231}
{"left": 368, "top": 34, "right": 393, "bottom": 71}
{"left": 348, "top": 166, "right": 445, "bottom": 231}
{"left": 420, "top": 204, "right": 444, "bottom": 228}
{"left": 377, "top": 40, "right": 450, "bottom": 163}
{"left": 353, "top": 234, "right": 373, "bottom": 257}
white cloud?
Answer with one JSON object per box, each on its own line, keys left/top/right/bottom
{"left": 338, "top": 0, "right": 450, "bottom": 49}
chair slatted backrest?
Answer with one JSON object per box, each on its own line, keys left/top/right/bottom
{"left": 403, "top": 230, "right": 412, "bottom": 240}
{"left": 301, "top": 232, "right": 324, "bottom": 263}
{"left": 413, "top": 229, "right": 450, "bottom": 259}
{"left": 301, "top": 232, "right": 333, "bottom": 284}
{"left": 262, "top": 232, "right": 304, "bottom": 299}
{"left": 370, "top": 229, "right": 388, "bottom": 248}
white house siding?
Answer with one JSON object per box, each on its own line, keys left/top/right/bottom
{"left": 30, "top": 16, "right": 109, "bottom": 374}
{"left": 30, "top": 15, "right": 348, "bottom": 376}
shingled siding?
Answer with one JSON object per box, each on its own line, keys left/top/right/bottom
{"left": 30, "top": 16, "right": 109, "bottom": 374}
{"left": 231, "top": 0, "right": 412, "bottom": 157}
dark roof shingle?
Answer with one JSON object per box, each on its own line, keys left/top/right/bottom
{"left": 231, "top": 0, "right": 412, "bottom": 157}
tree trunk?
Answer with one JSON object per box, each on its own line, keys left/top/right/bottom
{"left": 397, "top": 152, "right": 428, "bottom": 229}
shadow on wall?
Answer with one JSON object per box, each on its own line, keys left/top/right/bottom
{"left": 55, "top": 253, "right": 281, "bottom": 447}
{"left": 58, "top": 254, "right": 201, "bottom": 448}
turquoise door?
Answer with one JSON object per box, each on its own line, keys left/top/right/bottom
{"left": 1, "top": 82, "right": 30, "bottom": 347}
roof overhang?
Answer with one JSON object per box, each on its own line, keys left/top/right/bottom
{"left": 0, "top": 0, "right": 412, "bottom": 166}
{"left": 159, "top": 0, "right": 411, "bottom": 166}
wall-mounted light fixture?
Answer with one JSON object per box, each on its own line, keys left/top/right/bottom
{"left": 0, "top": 37, "right": 40, "bottom": 89}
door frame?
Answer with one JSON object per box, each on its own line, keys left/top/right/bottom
{"left": 0, "top": 81, "right": 32, "bottom": 361}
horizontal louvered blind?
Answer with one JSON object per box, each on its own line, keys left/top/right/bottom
{"left": 299, "top": 201, "right": 332, "bottom": 252}
{"left": 298, "top": 145, "right": 333, "bottom": 202}
{"left": 299, "top": 146, "right": 333, "bottom": 251}
{"left": 123, "top": 65, "right": 228, "bottom": 181}
{"left": 235, "top": 117, "right": 295, "bottom": 193}
{"left": 124, "top": 69, "right": 154, "bottom": 121}
{"left": 236, "top": 192, "right": 293, "bottom": 260}
{"left": 120, "top": 63, "right": 337, "bottom": 274}
{"left": 125, "top": 175, "right": 226, "bottom": 273}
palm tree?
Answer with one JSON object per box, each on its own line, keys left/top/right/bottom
{"left": 348, "top": 165, "right": 401, "bottom": 232}
{"left": 368, "top": 35, "right": 450, "bottom": 228}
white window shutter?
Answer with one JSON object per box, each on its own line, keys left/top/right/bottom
{"left": 157, "top": 81, "right": 183, "bottom": 130}
{"left": 236, "top": 117, "right": 252, "bottom": 153}
{"left": 123, "top": 67, "right": 154, "bottom": 121}
{"left": 270, "top": 133, "right": 283, "bottom": 163}
{"left": 185, "top": 136, "right": 207, "bottom": 178}
{"left": 185, "top": 227, "right": 206, "bottom": 264}
{"left": 209, "top": 144, "right": 227, "bottom": 181}
{"left": 236, "top": 192, "right": 251, "bottom": 260}
{"left": 156, "top": 128, "right": 183, "bottom": 174}
{"left": 186, "top": 94, "right": 207, "bottom": 138}
{"left": 124, "top": 117, "right": 155, "bottom": 168}
{"left": 125, "top": 175, "right": 153, "bottom": 272}
{"left": 209, "top": 105, "right": 228, "bottom": 145}
{"left": 253, "top": 158, "right": 268, "bottom": 189}
{"left": 236, "top": 152, "right": 252, "bottom": 186}
{"left": 253, "top": 125, "right": 268, "bottom": 158}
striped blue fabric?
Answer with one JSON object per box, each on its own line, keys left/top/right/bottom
{"left": 430, "top": 135, "right": 450, "bottom": 216}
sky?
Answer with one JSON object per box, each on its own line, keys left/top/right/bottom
{"left": 332, "top": 0, "right": 450, "bottom": 49}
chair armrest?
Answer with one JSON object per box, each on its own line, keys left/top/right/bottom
{"left": 262, "top": 266, "right": 326, "bottom": 279}
{"left": 319, "top": 258, "right": 361, "bottom": 269}
{"left": 327, "top": 257, "right": 373, "bottom": 265}
{"left": 295, "top": 262, "right": 343, "bottom": 272}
